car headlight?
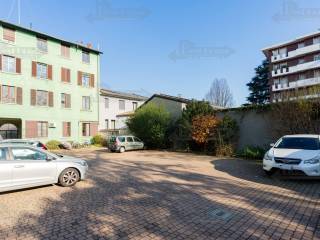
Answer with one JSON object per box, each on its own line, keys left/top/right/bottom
{"left": 76, "top": 161, "right": 88, "bottom": 166}
{"left": 264, "top": 151, "right": 273, "bottom": 161}
{"left": 304, "top": 157, "right": 320, "bottom": 164}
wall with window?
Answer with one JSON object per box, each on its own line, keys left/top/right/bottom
{"left": 98, "top": 94, "right": 146, "bottom": 131}
{"left": 0, "top": 23, "right": 100, "bottom": 142}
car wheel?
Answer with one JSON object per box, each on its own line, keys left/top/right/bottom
{"left": 264, "top": 169, "right": 275, "bottom": 176}
{"left": 119, "top": 147, "right": 125, "bottom": 153}
{"left": 59, "top": 168, "right": 80, "bottom": 187}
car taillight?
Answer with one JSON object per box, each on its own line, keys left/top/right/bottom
{"left": 41, "top": 143, "right": 47, "bottom": 150}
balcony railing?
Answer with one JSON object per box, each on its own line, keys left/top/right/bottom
{"left": 271, "top": 43, "right": 320, "bottom": 63}
{"left": 272, "top": 60, "right": 320, "bottom": 77}
{"left": 272, "top": 77, "right": 320, "bottom": 91}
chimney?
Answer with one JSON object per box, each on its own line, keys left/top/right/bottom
{"left": 87, "top": 43, "right": 92, "bottom": 49}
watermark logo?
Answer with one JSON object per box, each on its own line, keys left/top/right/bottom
{"left": 273, "top": 0, "right": 320, "bottom": 22}
{"left": 86, "top": 0, "right": 151, "bottom": 22}
{"left": 169, "top": 40, "right": 235, "bottom": 62}
{"left": 0, "top": 42, "right": 44, "bottom": 60}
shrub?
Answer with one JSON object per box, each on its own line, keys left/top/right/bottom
{"left": 127, "top": 103, "right": 171, "bottom": 148}
{"left": 236, "top": 146, "right": 266, "bottom": 159}
{"left": 91, "top": 134, "right": 106, "bottom": 146}
{"left": 46, "top": 140, "right": 61, "bottom": 150}
{"left": 215, "top": 144, "right": 234, "bottom": 157}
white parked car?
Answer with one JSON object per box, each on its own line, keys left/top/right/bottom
{"left": 0, "top": 143, "right": 88, "bottom": 193}
{"left": 263, "top": 134, "right": 320, "bottom": 177}
{"left": 0, "top": 139, "right": 48, "bottom": 150}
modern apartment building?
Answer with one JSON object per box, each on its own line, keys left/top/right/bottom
{"left": 0, "top": 20, "right": 101, "bottom": 142}
{"left": 262, "top": 31, "right": 320, "bottom": 102}
{"left": 99, "top": 89, "right": 147, "bottom": 132}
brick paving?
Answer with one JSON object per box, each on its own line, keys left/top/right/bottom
{"left": 0, "top": 148, "right": 319, "bottom": 240}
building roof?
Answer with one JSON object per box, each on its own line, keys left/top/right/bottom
{"left": 262, "top": 30, "right": 320, "bottom": 55}
{"left": 144, "top": 93, "right": 191, "bottom": 105}
{"left": 0, "top": 19, "right": 102, "bottom": 54}
{"left": 100, "top": 88, "right": 148, "bottom": 101}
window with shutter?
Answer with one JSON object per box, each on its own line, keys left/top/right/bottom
{"left": 2, "top": 55, "right": 16, "bottom": 73}
{"left": 61, "top": 44, "right": 70, "bottom": 58}
{"left": 1, "top": 85, "right": 16, "bottom": 103}
{"left": 3, "top": 27, "right": 15, "bottom": 42}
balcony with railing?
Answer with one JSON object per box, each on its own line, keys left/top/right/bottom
{"left": 272, "top": 60, "right": 320, "bottom": 77}
{"left": 272, "top": 77, "right": 320, "bottom": 92}
{"left": 271, "top": 43, "right": 320, "bottom": 63}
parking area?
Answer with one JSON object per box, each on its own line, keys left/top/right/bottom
{"left": 0, "top": 148, "right": 319, "bottom": 240}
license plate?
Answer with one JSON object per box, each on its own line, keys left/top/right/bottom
{"left": 279, "top": 164, "right": 293, "bottom": 170}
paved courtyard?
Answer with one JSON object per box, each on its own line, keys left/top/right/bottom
{"left": 0, "top": 148, "right": 319, "bottom": 240}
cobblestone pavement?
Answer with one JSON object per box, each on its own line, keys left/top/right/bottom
{"left": 0, "top": 148, "right": 319, "bottom": 240}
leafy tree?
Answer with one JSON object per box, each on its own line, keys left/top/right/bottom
{"left": 126, "top": 103, "right": 171, "bottom": 148}
{"left": 246, "top": 59, "right": 270, "bottom": 105}
{"left": 181, "top": 100, "right": 214, "bottom": 122}
{"left": 191, "top": 115, "right": 219, "bottom": 146}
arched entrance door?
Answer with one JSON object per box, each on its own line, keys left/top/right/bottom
{"left": 0, "top": 123, "right": 19, "bottom": 139}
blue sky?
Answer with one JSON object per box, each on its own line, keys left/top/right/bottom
{"left": 1, "top": 0, "right": 320, "bottom": 106}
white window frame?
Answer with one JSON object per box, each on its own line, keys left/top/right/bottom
{"left": 82, "top": 96, "right": 90, "bottom": 111}
{"left": 111, "top": 120, "right": 116, "bottom": 130}
{"left": 132, "top": 102, "right": 138, "bottom": 110}
{"left": 2, "top": 55, "right": 16, "bottom": 73}
{"left": 82, "top": 123, "right": 90, "bottom": 136}
{"left": 104, "top": 98, "right": 109, "bottom": 108}
{"left": 37, "top": 122, "right": 48, "bottom": 137}
{"left": 105, "top": 119, "right": 109, "bottom": 129}
{"left": 36, "top": 63, "right": 48, "bottom": 79}
{"left": 81, "top": 74, "right": 90, "bottom": 87}
{"left": 82, "top": 51, "right": 90, "bottom": 64}
{"left": 119, "top": 100, "right": 125, "bottom": 111}
{"left": 1, "top": 85, "right": 16, "bottom": 103}
{"left": 36, "top": 90, "right": 48, "bottom": 106}
{"left": 37, "top": 37, "right": 48, "bottom": 52}
{"left": 313, "top": 37, "right": 320, "bottom": 44}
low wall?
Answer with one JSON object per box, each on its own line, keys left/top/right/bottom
{"left": 217, "top": 109, "right": 278, "bottom": 151}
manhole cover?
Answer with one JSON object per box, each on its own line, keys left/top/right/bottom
{"left": 208, "top": 208, "right": 233, "bottom": 221}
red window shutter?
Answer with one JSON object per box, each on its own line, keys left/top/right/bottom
{"left": 78, "top": 71, "right": 82, "bottom": 85}
{"left": 62, "top": 122, "right": 67, "bottom": 137}
{"left": 67, "top": 69, "right": 70, "bottom": 82}
{"left": 61, "top": 45, "right": 64, "bottom": 56}
{"left": 61, "top": 67, "right": 65, "bottom": 82}
{"left": 89, "top": 123, "right": 98, "bottom": 136}
{"left": 30, "top": 89, "right": 36, "bottom": 106}
{"left": 16, "top": 87, "right": 22, "bottom": 105}
{"left": 66, "top": 94, "right": 71, "bottom": 108}
{"left": 0, "top": 54, "right": 2, "bottom": 71}
{"left": 48, "top": 91, "right": 54, "bottom": 107}
{"left": 32, "top": 61, "right": 37, "bottom": 77}
{"left": 16, "top": 58, "right": 21, "bottom": 74}
{"left": 47, "top": 65, "right": 52, "bottom": 80}
{"left": 90, "top": 74, "right": 95, "bottom": 87}
{"left": 25, "top": 121, "right": 38, "bottom": 138}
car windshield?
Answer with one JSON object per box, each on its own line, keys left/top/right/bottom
{"left": 275, "top": 137, "right": 320, "bottom": 150}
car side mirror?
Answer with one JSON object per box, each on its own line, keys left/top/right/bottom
{"left": 270, "top": 143, "right": 275, "bottom": 147}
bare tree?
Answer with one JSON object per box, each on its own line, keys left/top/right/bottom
{"left": 205, "top": 78, "right": 234, "bottom": 107}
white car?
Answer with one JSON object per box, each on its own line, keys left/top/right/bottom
{"left": 0, "top": 143, "right": 88, "bottom": 193}
{"left": 263, "top": 134, "right": 320, "bottom": 177}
